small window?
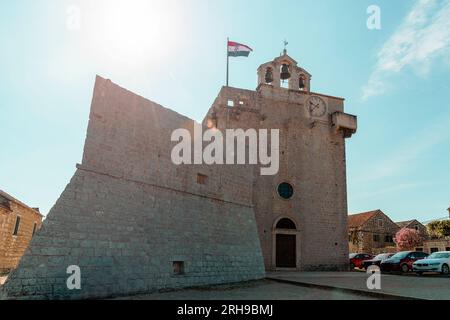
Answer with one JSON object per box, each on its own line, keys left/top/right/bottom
{"left": 378, "top": 219, "right": 383, "bottom": 227}
{"left": 197, "top": 173, "right": 208, "bottom": 185}
{"left": 227, "top": 99, "right": 234, "bottom": 107}
{"left": 276, "top": 218, "right": 296, "bottom": 230}
{"left": 32, "top": 222, "right": 37, "bottom": 236}
{"left": 278, "top": 182, "right": 294, "bottom": 200}
{"left": 430, "top": 247, "right": 439, "bottom": 253}
{"left": 415, "top": 247, "right": 423, "bottom": 252}
{"left": 414, "top": 225, "right": 419, "bottom": 231}
{"left": 373, "top": 234, "right": 380, "bottom": 242}
{"left": 446, "top": 247, "right": 450, "bottom": 251}
{"left": 13, "top": 216, "right": 21, "bottom": 236}
{"left": 238, "top": 100, "right": 245, "bottom": 106}
{"left": 173, "top": 261, "right": 184, "bottom": 275}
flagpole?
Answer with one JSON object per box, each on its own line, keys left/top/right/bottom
{"left": 226, "top": 37, "right": 229, "bottom": 87}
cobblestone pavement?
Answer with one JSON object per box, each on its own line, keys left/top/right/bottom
{"left": 113, "top": 280, "right": 381, "bottom": 300}
{"left": 267, "top": 272, "right": 450, "bottom": 300}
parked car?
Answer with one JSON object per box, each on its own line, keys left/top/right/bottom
{"left": 362, "top": 253, "right": 395, "bottom": 270}
{"left": 380, "top": 251, "right": 429, "bottom": 273}
{"left": 349, "top": 253, "right": 373, "bottom": 269}
{"left": 413, "top": 251, "right": 450, "bottom": 275}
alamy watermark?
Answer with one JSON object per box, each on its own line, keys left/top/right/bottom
{"left": 171, "top": 123, "right": 279, "bottom": 176}
{"left": 366, "top": 265, "right": 381, "bottom": 290}
{"left": 367, "top": 5, "right": 381, "bottom": 30}
{"left": 66, "top": 265, "right": 81, "bottom": 290}
{"left": 66, "top": 5, "right": 81, "bottom": 31}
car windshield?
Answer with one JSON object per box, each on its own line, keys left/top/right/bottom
{"left": 390, "top": 252, "right": 410, "bottom": 259}
{"left": 349, "top": 253, "right": 357, "bottom": 258}
{"left": 374, "top": 254, "right": 387, "bottom": 260}
{"left": 428, "top": 252, "right": 450, "bottom": 259}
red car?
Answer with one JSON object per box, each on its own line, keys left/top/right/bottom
{"left": 349, "top": 253, "right": 374, "bottom": 269}
{"left": 380, "top": 251, "right": 429, "bottom": 273}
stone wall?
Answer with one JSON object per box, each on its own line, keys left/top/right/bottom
{"left": 421, "top": 239, "right": 450, "bottom": 253}
{"left": 0, "top": 202, "right": 42, "bottom": 274}
{"left": 1, "top": 76, "right": 265, "bottom": 299}
{"left": 402, "top": 221, "right": 428, "bottom": 240}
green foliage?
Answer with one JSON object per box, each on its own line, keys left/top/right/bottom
{"left": 427, "top": 220, "right": 450, "bottom": 239}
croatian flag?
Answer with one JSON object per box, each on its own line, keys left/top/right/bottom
{"left": 228, "top": 41, "right": 253, "bottom": 57}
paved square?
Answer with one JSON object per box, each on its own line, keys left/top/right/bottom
{"left": 267, "top": 272, "right": 450, "bottom": 300}
{"left": 113, "top": 280, "right": 380, "bottom": 300}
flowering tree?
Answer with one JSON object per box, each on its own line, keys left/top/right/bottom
{"left": 395, "top": 228, "right": 423, "bottom": 251}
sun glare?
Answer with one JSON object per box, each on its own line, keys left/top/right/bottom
{"left": 82, "top": 0, "right": 182, "bottom": 68}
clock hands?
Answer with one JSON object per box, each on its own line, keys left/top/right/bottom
{"left": 310, "top": 102, "right": 320, "bottom": 110}
{"left": 308, "top": 97, "right": 326, "bottom": 117}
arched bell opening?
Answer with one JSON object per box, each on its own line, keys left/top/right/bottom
{"left": 264, "top": 67, "right": 274, "bottom": 84}
{"left": 299, "top": 74, "right": 306, "bottom": 91}
{"left": 279, "top": 63, "right": 291, "bottom": 88}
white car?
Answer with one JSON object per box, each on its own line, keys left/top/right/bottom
{"left": 413, "top": 251, "right": 450, "bottom": 275}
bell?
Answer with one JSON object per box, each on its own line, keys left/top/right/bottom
{"left": 299, "top": 76, "right": 305, "bottom": 90}
{"left": 280, "top": 64, "right": 291, "bottom": 80}
{"left": 265, "top": 68, "right": 273, "bottom": 83}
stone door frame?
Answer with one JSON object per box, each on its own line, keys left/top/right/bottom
{"left": 271, "top": 216, "right": 301, "bottom": 271}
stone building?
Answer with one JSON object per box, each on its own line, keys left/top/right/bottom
{"left": 0, "top": 190, "right": 43, "bottom": 274}
{"left": 395, "top": 219, "right": 428, "bottom": 239}
{"left": 1, "top": 51, "right": 357, "bottom": 299}
{"left": 420, "top": 239, "right": 450, "bottom": 253}
{"left": 204, "top": 51, "right": 357, "bottom": 270}
{"left": 348, "top": 210, "right": 400, "bottom": 254}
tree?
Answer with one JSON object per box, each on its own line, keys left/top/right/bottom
{"left": 427, "top": 220, "right": 450, "bottom": 239}
{"left": 349, "top": 229, "right": 360, "bottom": 245}
{"left": 395, "top": 228, "right": 423, "bottom": 251}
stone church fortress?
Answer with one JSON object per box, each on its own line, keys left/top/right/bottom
{"left": 1, "top": 51, "right": 357, "bottom": 299}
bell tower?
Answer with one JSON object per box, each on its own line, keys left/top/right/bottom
{"left": 257, "top": 49, "right": 311, "bottom": 92}
{"left": 204, "top": 49, "right": 357, "bottom": 272}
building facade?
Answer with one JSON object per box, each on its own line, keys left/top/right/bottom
{"left": 396, "top": 219, "right": 428, "bottom": 239}
{"left": 348, "top": 210, "right": 399, "bottom": 254}
{"left": 2, "top": 51, "right": 357, "bottom": 299}
{"left": 419, "top": 239, "right": 450, "bottom": 253}
{"left": 0, "top": 190, "right": 43, "bottom": 274}
{"left": 204, "top": 52, "right": 357, "bottom": 271}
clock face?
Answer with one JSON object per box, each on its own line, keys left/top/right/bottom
{"left": 307, "top": 96, "right": 327, "bottom": 118}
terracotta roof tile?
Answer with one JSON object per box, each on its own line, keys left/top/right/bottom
{"left": 348, "top": 210, "right": 380, "bottom": 228}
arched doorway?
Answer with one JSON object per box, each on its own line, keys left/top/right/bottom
{"left": 274, "top": 218, "right": 297, "bottom": 268}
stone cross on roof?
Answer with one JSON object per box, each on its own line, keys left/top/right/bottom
{"left": 283, "top": 39, "right": 288, "bottom": 55}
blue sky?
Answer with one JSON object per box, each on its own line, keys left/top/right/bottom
{"left": 1, "top": 0, "right": 449, "bottom": 222}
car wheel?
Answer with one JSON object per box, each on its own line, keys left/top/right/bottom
{"left": 401, "top": 264, "right": 409, "bottom": 273}
{"left": 441, "top": 264, "right": 449, "bottom": 275}
{"left": 350, "top": 263, "right": 355, "bottom": 270}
